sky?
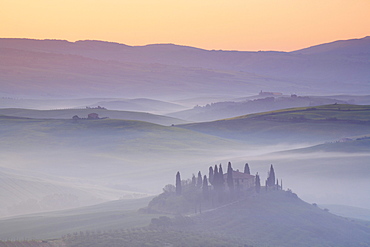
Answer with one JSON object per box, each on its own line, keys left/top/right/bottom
{"left": 1, "top": 0, "right": 369, "bottom": 51}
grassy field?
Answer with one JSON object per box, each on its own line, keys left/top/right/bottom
{"left": 0, "top": 197, "right": 157, "bottom": 240}
{"left": 189, "top": 190, "right": 370, "bottom": 247}
{"left": 230, "top": 104, "right": 370, "bottom": 122}
{"left": 1, "top": 190, "right": 369, "bottom": 247}
{"left": 0, "top": 108, "right": 187, "bottom": 125}
{"left": 277, "top": 136, "right": 370, "bottom": 153}
{"left": 0, "top": 116, "right": 249, "bottom": 217}
{"left": 179, "top": 104, "right": 370, "bottom": 144}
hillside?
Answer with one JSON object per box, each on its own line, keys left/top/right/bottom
{"left": 168, "top": 95, "right": 349, "bottom": 122}
{"left": 1, "top": 190, "right": 369, "bottom": 247}
{"left": 0, "top": 108, "right": 187, "bottom": 125}
{"left": 319, "top": 204, "right": 370, "bottom": 221}
{"left": 188, "top": 190, "right": 370, "bottom": 247}
{"left": 0, "top": 116, "right": 248, "bottom": 217}
{"left": 278, "top": 136, "right": 370, "bottom": 153}
{"left": 0, "top": 167, "right": 137, "bottom": 217}
{"left": 1, "top": 37, "right": 369, "bottom": 98}
{"left": 0, "top": 197, "right": 156, "bottom": 240}
{"left": 178, "top": 104, "right": 370, "bottom": 144}
{"left": 0, "top": 97, "right": 188, "bottom": 114}
{"left": 293, "top": 36, "right": 370, "bottom": 55}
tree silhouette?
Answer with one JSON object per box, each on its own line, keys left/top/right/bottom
{"left": 244, "top": 163, "right": 250, "bottom": 174}
{"left": 191, "top": 174, "right": 196, "bottom": 187}
{"left": 202, "top": 175, "right": 209, "bottom": 199}
{"left": 281, "top": 179, "right": 283, "bottom": 190}
{"left": 197, "top": 171, "right": 203, "bottom": 188}
{"left": 176, "top": 172, "right": 182, "bottom": 195}
{"left": 209, "top": 166, "right": 214, "bottom": 185}
{"left": 218, "top": 164, "right": 224, "bottom": 187}
{"left": 255, "top": 172, "right": 261, "bottom": 193}
{"left": 267, "top": 164, "right": 276, "bottom": 187}
{"left": 227, "top": 162, "right": 234, "bottom": 192}
{"left": 213, "top": 165, "right": 219, "bottom": 189}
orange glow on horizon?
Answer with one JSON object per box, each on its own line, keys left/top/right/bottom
{"left": 1, "top": 0, "right": 369, "bottom": 51}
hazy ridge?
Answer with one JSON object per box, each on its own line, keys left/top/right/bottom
{"left": 1, "top": 37, "right": 369, "bottom": 98}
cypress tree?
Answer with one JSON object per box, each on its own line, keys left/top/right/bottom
{"left": 214, "top": 165, "right": 219, "bottom": 188}
{"left": 219, "top": 164, "right": 224, "bottom": 186}
{"left": 191, "top": 174, "right": 196, "bottom": 187}
{"left": 281, "top": 179, "right": 283, "bottom": 190}
{"left": 265, "top": 180, "right": 267, "bottom": 191}
{"left": 267, "top": 164, "right": 275, "bottom": 187}
{"left": 276, "top": 179, "right": 279, "bottom": 190}
{"left": 255, "top": 172, "right": 261, "bottom": 193}
{"left": 244, "top": 163, "right": 250, "bottom": 174}
{"left": 227, "top": 162, "right": 234, "bottom": 192}
{"left": 209, "top": 166, "right": 214, "bottom": 185}
{"left": 202, "top": 175, "right": 209, "bottom": 199}
{"left": 176, "top": 172, "right": 182, "bottom": 195}
{"left": 197, "top": 171, "right": 203, "bottom": 188}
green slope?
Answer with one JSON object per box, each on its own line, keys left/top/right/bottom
{"left": 1, "top": 190, "right": 369, "bottom": 247}
{"left": 0, "top": 166, "right": 146, "bottom": 217}
{"left": 278, "top": 136, "right": 370, "bottom": 153}
{"left": 0, "top": 108, "right": 187, "bottom": 125}
{"left": 319, "top": 204, "right": 370, "bottom": 221}
{"left": 189, "top": 190, "right": 370, "bottom": 247}
{"left": 178, "top": 104, "right": 370, "bottom": 144}
{"left": 230, "top": 104, "right": 370, "bottom": 122}
{"left": 0, "top": 116, "right": 240, "bottom": 153}
{"left": 0, "top": 197, "right": 157, "bottom": 240}
{"left": 0, "top": 116, "right": 248, "bottom": 216}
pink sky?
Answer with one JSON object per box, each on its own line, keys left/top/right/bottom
{"left": 1, "top": 0, "right": 369, "bottom": 51}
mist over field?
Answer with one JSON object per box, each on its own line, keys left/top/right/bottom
{"left": 226, "top": 151, "right": 370, "bottom": 208}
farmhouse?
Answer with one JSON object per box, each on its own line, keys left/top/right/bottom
{"left": 224, "top": 169, "right": 255, "bottom": 190}
{"left": 87, "top": 113, "right": 99, "bottom": 119}
{"left": 259, "top": 90, "right": 283, "bottom": 96}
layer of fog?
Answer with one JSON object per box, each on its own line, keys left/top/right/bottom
{"left": 221, "top": 151, "right": 370, "bottom": 209}
{"left": 0, "top": 139, "right": 312, "bottom": 217}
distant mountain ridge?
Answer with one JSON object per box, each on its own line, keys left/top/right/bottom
{"left": 293, "top": 36, "right": 370, "bottom": 55}
{"left": 0, "top": 36, "right": 369, "bottom": 98}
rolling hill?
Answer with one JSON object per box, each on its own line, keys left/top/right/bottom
{"left": 1, "top": 190, "right": 369, "bottom": 247}
{"left": 1, "top": 37, "right": 369, "bottom": 98}
{"left": 178, "top": 104, "right": 370, "bottom": 144}
{"left": 0, "top": 167, "right": 137, "bottom": 217}
{"left": 0, "top": 197, "right": 156, "bottom": 240}
{"left": 0, "top": 115, "right": 248, "bottom": 217}
{"left": 168, "top": 94, "right": 350, "bottom": 122}
{"left": 188, "top": 190, "right": 370, "bottom": 247}
{"left": 277, "top": 136, "right": 370, "bottom": 154}
{"left": 0, "top": 97, "right": 188, "bottom": 114}
{"left": 0, "top": 108, "right": 187, "bottom": 125}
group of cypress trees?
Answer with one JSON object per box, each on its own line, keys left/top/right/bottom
{"left": 265, "top": 164, "right": 282, "bottom": 191}
{"left": 175, "top": 163, "right": 281, "bottom": 198}
{"left": 208, "top": 163, "right": 225, "bottom": 192}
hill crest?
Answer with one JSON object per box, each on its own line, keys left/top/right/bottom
{"left": 1, "top": 37, "right": 369, "bottom": 98}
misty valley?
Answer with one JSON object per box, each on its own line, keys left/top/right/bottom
{"left": 0, "top": 37, "right": 370, "bottom": 246}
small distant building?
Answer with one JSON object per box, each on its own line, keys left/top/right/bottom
{"left": 259, "top": 90, "right": 283, "bottom": 96}
{"left": 223, "top": 170, "right": 255, "bottom": 190}
{"left": 338, "top": 138, "right": 352, "bottom": 143}
{"left": 87, "top": 113, "right": 99, "bottom": 119}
